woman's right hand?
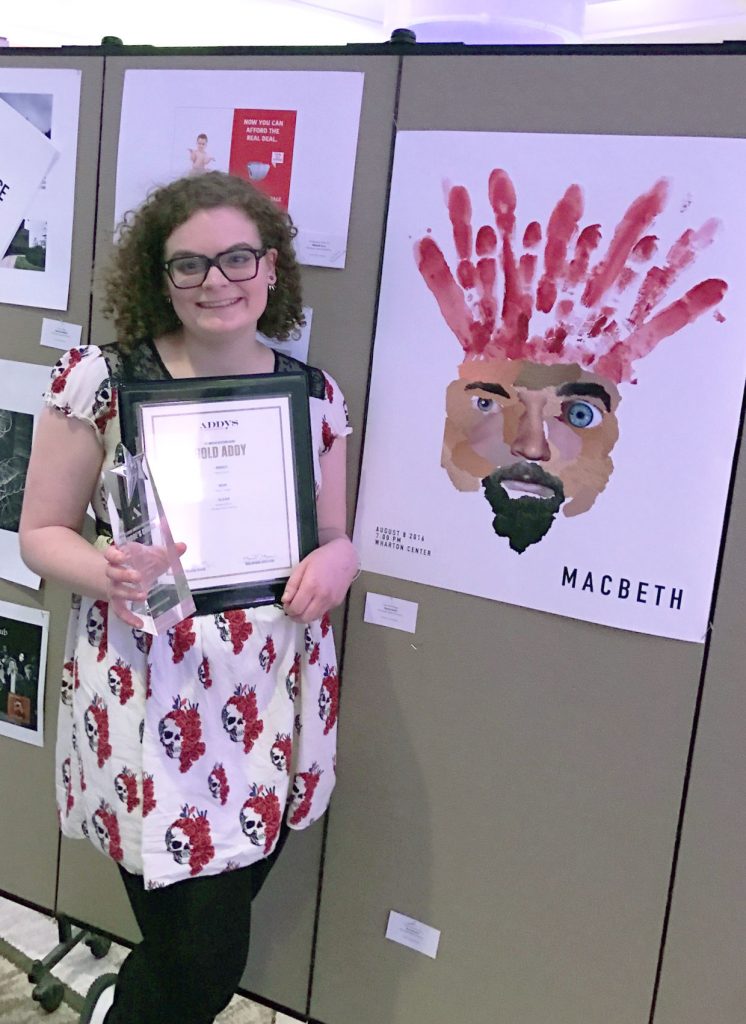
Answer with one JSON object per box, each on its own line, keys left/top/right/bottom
{"left": 103, "top": 541, "right": 187, "bottom": 628}
{"left": 103, "top": 544, "right": 148, "bottom": 628}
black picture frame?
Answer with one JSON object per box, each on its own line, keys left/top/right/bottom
{"left": 118, "top": 372, "right": 318, "bottom": 616}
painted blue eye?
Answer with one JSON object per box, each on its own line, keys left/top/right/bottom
{"left": 471, "top": 395, "right": 495, "bottom": 413}
{"left": 564, "top": 400, "right": 601, "bottom": 428}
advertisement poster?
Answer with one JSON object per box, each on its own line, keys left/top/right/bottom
{"left": 0, "top": 68, "right": 81, "bottom": 310}
{"left": 354, "top": 131, "right": 746, "bottom": 642}
{"left": 0, "top": 599, "right": 49, "bottom": 748}
{"left": 0, "top": 359, "right": 52, "bottom": 589}
{"left": 229, "top": 108, "right": 296, "bottom": 209}
{"left": 116, "top": 70, "right": 364, "bottom": 268}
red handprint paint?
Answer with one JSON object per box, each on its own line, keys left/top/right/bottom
{"left": 416, "top": 170, "right": 726, "bottom": 383}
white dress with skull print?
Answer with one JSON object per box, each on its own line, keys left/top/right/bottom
{"left": 49, "top": 342, "right": 349, "bottom": 887}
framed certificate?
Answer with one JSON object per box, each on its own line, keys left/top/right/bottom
{"left": 118, "top": 372, "right": 318, "bottom": 615}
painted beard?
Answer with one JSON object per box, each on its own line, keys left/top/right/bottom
{"left": 482, "top": 463, "right": 565, "bottom": 554}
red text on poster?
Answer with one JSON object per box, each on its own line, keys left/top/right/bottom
{"left": 229, "top": 108, "right": 297, "bottom": 209}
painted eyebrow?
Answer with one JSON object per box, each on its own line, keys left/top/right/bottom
{"left": 464, "top": 381, "right": 511, "bottom": 399}
{"left": 556, "top": 382, "right": 612, "bottom": 413}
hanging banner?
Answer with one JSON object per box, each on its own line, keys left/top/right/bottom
{"left": 354, "top": 131, "right": 746, "bottom": 642}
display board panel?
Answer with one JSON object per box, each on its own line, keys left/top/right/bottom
{"left": 0, "top": 54, "right": 103, "bottom": 911}
{"left": 312, "top": 52, "right": 746, "bottom": 1024}
{"left": 1, "top": 45, "right": 745, "bottom": 1024}
{"left": 653, "top": 411, "right": 746, "bottom": 1022}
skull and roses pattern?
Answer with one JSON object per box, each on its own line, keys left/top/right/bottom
{"left": 49, "top": 341, "right": 350, "bottom": 887}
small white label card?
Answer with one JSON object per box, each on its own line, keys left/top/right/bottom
{"left": 0, "top": 97, "right": 59, "bottom": 257}
{"left": 364, "top": 592, "right": 418, "bottom": 633}
{"left": 385, "top": 911, "right": 440, "bottom": 959}
{"left": 40, "top": 318, "right": 82, "bottom": 350}
{"left": 294, "top": 229, "right": 346, "bottom": 268}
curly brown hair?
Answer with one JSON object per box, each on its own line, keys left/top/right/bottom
{"left": 102, "top": 172, "right": 304, "bottom": 349}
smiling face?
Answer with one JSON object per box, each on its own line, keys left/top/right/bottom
{"left": 443, "top": 359, "right": 621, "bottom": 552}
{"left": 164, "top": 206, "right": 276, "bottom": 344}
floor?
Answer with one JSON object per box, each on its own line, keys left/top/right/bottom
{"left": 0, "top": 894, "right": 300, "bottom": 1023}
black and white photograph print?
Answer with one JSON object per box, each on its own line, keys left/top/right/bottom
{"left": 0, "top": 408, "right": 33, "bottom": 532}
{"left": 0, "top": 93, "right": 53, "bottom": 272}
{"left": 0, "top": 68, "right": 81, "bottom": 310}
{"left": 0, "top": 92, "right": 53, "bottom": 138}
{"left": 0, "top": 358, "right": 52, "bottom": 589}
{"left": 0, "top": 599, "right": 49, "bottom": 747}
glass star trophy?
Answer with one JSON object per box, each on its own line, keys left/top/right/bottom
{"left": 103, "top": 442, "right": 195, "bottom": 635}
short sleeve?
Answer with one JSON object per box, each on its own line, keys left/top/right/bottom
{"left": 43, "top": 346, "right": 116, "bottom": 443}
{"left": 318, "top": 371, "right": 352, "bottom": 456}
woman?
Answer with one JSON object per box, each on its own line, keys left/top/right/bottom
{"left": 20, "top": 171, "right": 358, "bottom": 1024}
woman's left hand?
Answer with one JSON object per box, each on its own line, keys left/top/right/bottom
{"left": 281, "top": 536, "right": 359, "bottom": 623}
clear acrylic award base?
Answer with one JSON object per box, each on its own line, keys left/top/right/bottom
{"left": 103, "top": 444, "right": 195, "bottom": 635}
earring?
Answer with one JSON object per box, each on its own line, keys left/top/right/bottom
{"left": 268, "top": 282, "right": 276, "bottom": 293}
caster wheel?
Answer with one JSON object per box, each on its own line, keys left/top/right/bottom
{"left": 85, "top": 933, "right": 112, "bottom": 958}
{"left": 28, "top": 958, "right": 44, "bottom": 984}
{"left": 32, "top": 975, "right": 65, "bottom": 1013}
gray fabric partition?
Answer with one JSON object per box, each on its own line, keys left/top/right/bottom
{"left": 310, "top": 52, "right": 746, "bottom": 1024}
{"left": 653, "top": 409, "right": 746, "bottom": 1021}
{"left": 0, "top": 54, "right": 103, "bottom": 911}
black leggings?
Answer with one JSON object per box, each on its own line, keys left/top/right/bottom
{"left": 105, "top": 825, "right": 289, "bottom": 1024}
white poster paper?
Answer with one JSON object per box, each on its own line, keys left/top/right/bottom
{"left": 0, "top": 68, "right": 81, "bottom": 310}
{"left": 354, "top": 131, "right": 746, "bottom": 643}
{"left": 115, "top": 70, "right": 364, "bottom": 269}
{"left": 0, "top": 359, "right": 52, "bottom": 589}
{"left": 0, "top": 599, "right": 49, "bottom": 748}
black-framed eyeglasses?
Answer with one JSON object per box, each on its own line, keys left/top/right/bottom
{"left": 163, "top": 246, "right": 268, "bottom": 289}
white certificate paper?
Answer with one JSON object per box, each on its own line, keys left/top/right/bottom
{"left": 139, "top": 396, "right": 300, "bottom": 591}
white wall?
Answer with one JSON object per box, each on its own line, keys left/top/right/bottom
{"left": 2, "top": 0, "right": 746, "bottom": 48}
{"left": 0, "top": 0, "right": 383, "bottom": 49}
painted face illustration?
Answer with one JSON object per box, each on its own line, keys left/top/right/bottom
{"left": 443, "top": 358, "right": 620, "bottom": 552}
{"left": 416, "top": 170, "right": 726, "bottom": 552}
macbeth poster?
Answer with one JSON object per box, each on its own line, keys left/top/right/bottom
{"left": 353, "top": 131, "right": 746, "bottom": 642}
